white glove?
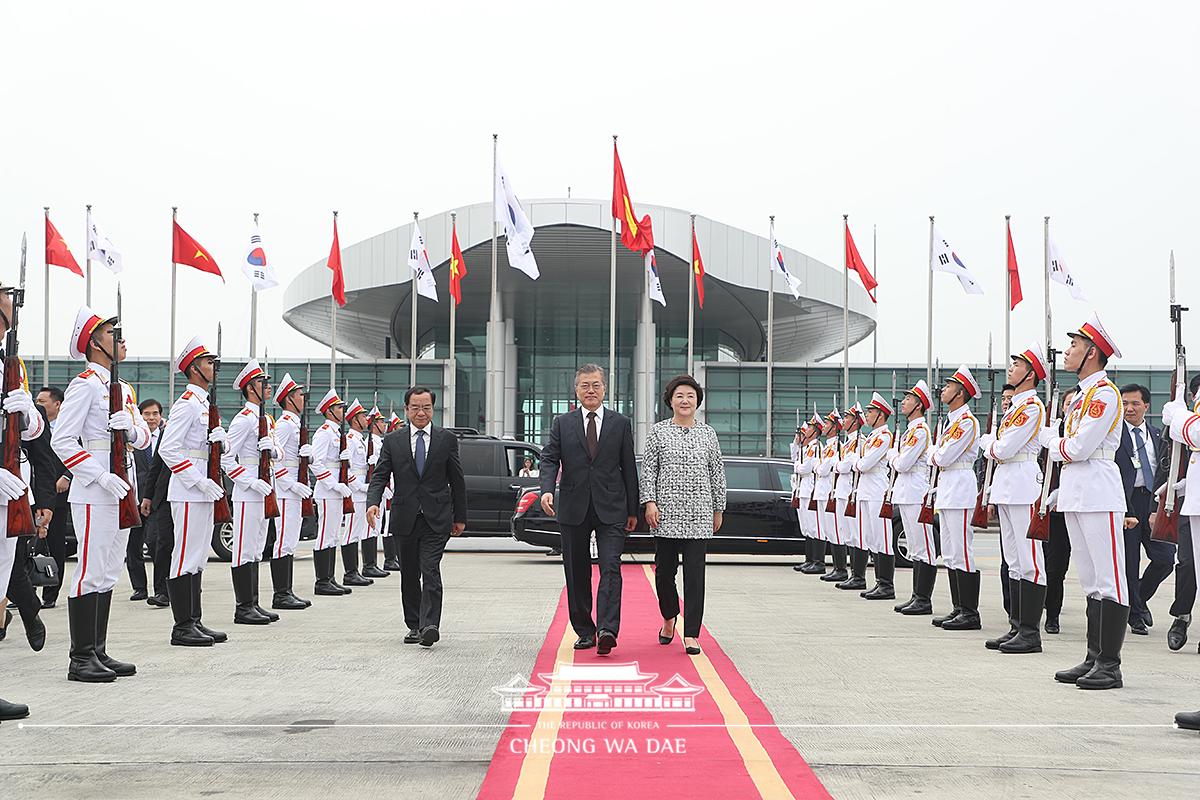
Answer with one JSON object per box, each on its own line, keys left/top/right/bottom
{"left": 96, "top": 472, "right": 131, "bottom": 502}
{"left": 208, "top": 427, "right": 228, "bottom": 445}
{"left": 0, "top": 467, "right": 27, "bottom": 501}
{"left": 925, "top": 450, "right": 937, "bottom": 467}
{"left": 368, "top": 453, "right": 379, "bottom": 466}
{"left": 199, "top": 478, "right": 225, "bottom": 501}
{"left": 1037, "top": 427, "right": 1057, "bottom": 449}
{"left": 2, "top": 388, "right": 35, "bottom": 422}
{"left": 977, "top": 433, "right": 996, "bottom": 452}
{"left": 107, "top": 409, "right": 133, "bottom": 431}
{"left": 334, "top": 483, "right": 352, "bottom": 499}
{"left": 1046, "top": 489, "right": 1059, "bottom": 511}
{"left": 249, "top": 479, "right": 273, "bottom": 497}
{"left": 299, "top": 444, "right": 313, "bottom": 458}
{"left": 257, "top": 436, "right": 274, "bottom": 452}
{"left": 1155, "top": 478, "right": 1188, "bottom": 499}
{"left": 292, "top": 482, "right": 313, "bottom": 500}
{"left": 1162, "top": 398, "right": 1187, "bottom": 427}
{"left": 339, "top": 449, "right": 352, "bottom": 461}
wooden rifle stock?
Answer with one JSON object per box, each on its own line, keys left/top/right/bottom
{"left": 109, "top": 354, "right": 141, "bottom": 531}
{"left": 338, "top": 427, "right": 354, "bottom": 515}
{"left": 207, "top": 368, "right": 232, "bottom": 525}
{"left": 297, "top": 402, "right": 316, "bottom": 519}
{"left": 1027, "top": 388, "right": 1060, "bottom": 542}
{"left": 970, "top": 402, "right": 998, "bottom": 529}
{"left": 258, "top": 405, "right": 279, "bottom": 520}
{"left": 2, "top": 355, "right": 34, "bottom": 538}
{"left": 917, "top": 419, "right": 943, "bottom": 526}
{"left": 1152, "top": 368, "right": 1186, "bottom": 544}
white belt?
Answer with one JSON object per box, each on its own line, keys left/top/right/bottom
{"left": 1066, "top": 448, "right": 1117, "bottom": 462}
{"left": 84, "top": 438, "right": 112, "bottom": 451}
{"left": 184, "top": 449, "right": 209, "bottom": 461}
{"left": 998, "top": 454, "right": 1037, "bottom": 464}
{"left": 282, "top": 460, "right": 300, "bottom": 468}
{"left": 940, "top": 462, "right": 974, "bottom": 471}
{"left": 351, "top": 468, "right": 367, "bottom": 478}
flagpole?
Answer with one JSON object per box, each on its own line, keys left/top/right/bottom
{"left": 766, "top": 215, "right": 775, "bottom": 457}
{"left": 1004, "top": 215, "right": 1011, "bottom": 361}
{"left": 488, "top": 133, "right": 500, "bottom": 437}
{"left": 169, "top": 207, "right": 178, "bottom": 401}
{"left": 43, "top": 207, "right": 50, "bottom": 385}
{"left": 249, "top": 212, "right": 259, "bottom": 358}
{"left": 872, "top": 224, "right": 878, "bottom": 370}
{"left": 1044, "top": 215, "right": 1051, "bottom": 406}
{"left": 449, "top": 212, "right": 458, "bottom": 427}
{"left": 609, "top": 134, "right": 618, "bottom": 398}
{"left": 85, "top": 204, "right": 92, "bottom": 306}
{"left": 687, "top": 214, "right": 695, "bottom": 374}
{"left": 410, "top": 211, "right": 419, "bottom": 388}
{"left": 842, "top": 214, "right": 849, "bottom": 404}
{"left": 926, "top": 215, "right": 934, "bottom": 389}
{"left": 330, "top": 210, "right": 338, "bottom": 388}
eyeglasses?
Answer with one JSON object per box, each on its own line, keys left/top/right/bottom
{"left": 407, "top": 405, "right": 434, "bottom": 413}
{"left": 576, "top": 382, "right": 605, "bottom": 391}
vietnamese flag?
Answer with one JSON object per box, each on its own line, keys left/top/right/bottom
{"left": 172, "top": 220, "right": 223, "bottom": 280}
{"left": 1006, "top": 219, "right": 1022, "bottom": 310}
{"left": 692, "top": 228, "right": 706, "bottom": 309}
{"left": 611, "top": 142, "right": 654, "bottom": 254}
{"left": 449, "top": 219, "right": 467, "bottom": 306}
{"left": 328, "top": 214, "right": 346, "bottom": 307}
{"left": 844, "top": 221, "right": 878, "bottom": 303}
{"left": 45, "top": 212, "right": 82, "bottom": 276}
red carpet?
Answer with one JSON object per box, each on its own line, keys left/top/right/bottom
{"left": 478, "top": 564, "right": 831, "bottom": 799}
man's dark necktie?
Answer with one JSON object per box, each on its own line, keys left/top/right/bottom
{"left": 586, "top": 412, "right": 598, "bottom": 459}
{"left": 415, "top": 429, "right": 427, "bottom": 477}
{"left": 1133, "top": 426, "right": 1154, "bottom": 488}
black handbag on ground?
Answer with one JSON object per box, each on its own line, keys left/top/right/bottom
{"left": 26, "top": 552, "right": 59, "bottom": 588}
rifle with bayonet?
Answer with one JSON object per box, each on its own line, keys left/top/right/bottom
{"left": 1153, "top": 251, "right": 1187, "bottom": 544}
{"left": 807, "top": 402, "right": 820, "bottom": 513}
{"left": 257, "top": 350, "right": 279, "bottom": 520}
{"left": 971, "top": 338, "right": 998, "bottom": 528}
{"left": 1027, "top": 348, "right": 1060, "bottom": 541}
{"left": 880, "top": 371, "right": 900, "bottom": 519}
{"left": 825, "top": 395, "right": 841, "bottom": 515}
{"left": 337, "top": 379, "right": 353, "bottom": 515}
{"left": 918, "top": 364, "right": 943, "bottom": 526}
{"left": 110, "top": 285, "right": 141, "bottom": 530}
{"left": 367, "top": 390, "right": 379, "bottom": 484}
{"left": 208, "top": 325, "right": 233, "bottom": 525}
{"left": 3, "top": 235, "right": 35, "bottom": 537}
{"left": 297, "top": 362, "right": 316, "bottom": 518}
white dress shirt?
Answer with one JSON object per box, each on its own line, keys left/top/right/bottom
{"left": 410, "top": 422, "right": 433, "bottom": 457}
{"left": 1126, "top": 420, "right": 1156, "bottom": 488}
{"left": 580, "top": 404, "right": 605, "bottom": 440}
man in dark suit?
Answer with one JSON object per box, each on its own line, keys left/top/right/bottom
{"left": 538, "top": 363, "right": 638, "bottom": 656}
{"left": 134, "top": 399, "right": 169, "bottom": 607}
{"left": 367, "top": 386, "right": 466, "bottom": 648}
{"left": 140, "top": 429, "right": 175, "bottom": 610}
{"left": 1117, "top": 383, "right": 1174, "bottom": 634}
{"left": 33, "top": 386, "right": 69, "bottom": 609}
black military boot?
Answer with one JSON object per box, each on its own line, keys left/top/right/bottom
{"left": 361, "top": 537, "right": 390, "bottom": 579}
{"left": 933, "top": 569, "right": 962, "bottom": 627}
{"left": 233, "top": 564, "right": 270, "bottom": 625}
{"left": 822, "top": 544, "right": 847, "bottom": 582}
{"left": 284, "top": 555, "right": 312, "bottom": 606}
{"left": 67, "top": 594, "right": 117, "bottom": 682}
{"left": 987, "top": 578, "right": 1022, "bottom": 649}
{"left": 902, "top": 562, "right": 936, "bottom": 616}
{"left": 1076, "top": 599, "right": 1129, "bottom": 690}
{"left": 327, "top": 548, "right": 352, "bottom": 594}
{"left": 314, "top": 548, "right": 344, "bottom": 595}
{"left": 863, "top": 554, "right": 896, "bottom": 599}
{"left": 1056, "top": 596, "right": 1102, "bottom": 684}
{"left": 943, "top": 570, "right": 982, "bottom": 630}
{"left": 793, "top": 538, "right": 814, "bottom": 572}
{"left": 249, "top": 562, "right": 279, "bottom": 621}
{"left": 895, "top": 561, "right": 920, "bottom": 612}
{"left": 271, "top": 556, "right": 307, "bottom": 610}
{"left": 341, "top": 543, "right": 373, "bottom": 586}
{"left": 167, "top": 575, "right": 213, "bottom": 646}
{"left": 192, "top": 572, "right": 227, "bottom": 643}
{"left": 382, "top": 535, "right": 401, "bottom": 571}
{"left": 1001, "top": 580, "right": 1047, "bottom": 654}
{"left": 837, "top": 548, "right": 868, "bottom": 590}
{"left": 94, "top": 591, "right": 136, "bottom": 676}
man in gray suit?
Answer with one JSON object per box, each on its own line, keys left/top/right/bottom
{"left": 539, "top": 364, "right": 639, "bottom": 656}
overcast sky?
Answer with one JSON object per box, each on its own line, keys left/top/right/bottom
{"left": 2, "top": 2, "right": 1197, "bottom": 368}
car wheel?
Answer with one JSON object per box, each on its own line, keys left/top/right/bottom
{"left": 211, "top": 521, "right": 234, "bottom": 562}
{"left": 891, "top": 514, "right": 913, "bottom": 569}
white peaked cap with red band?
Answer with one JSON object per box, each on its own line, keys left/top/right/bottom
{"left": 1013, "top": 341, "right": 1048, "bottom": 381}
{"left": 317, "top": 388, "right": 345, "bottom": 415}
{"left": 868, "top": 392, "right": 893, "bottom": 417}
{"left": 388, "top": 413, "right": 402, "bottom": 431}
{"left": 233, "top": 359, "right": 268, "bottom": 391}
{"left": 369, "top": 406, "right": 382, "bottom": 419}
{"left": 907, "top": 379, "right": 932, "bottom": 410}
{"left": 809, "top": 411, "right": 823, "bottom": 427}
{"left": 273, "top": 372, "right": 301, "bottom": 406}
{"left": 174, "top": 334, "right": 214, "bottom": 374}
{"left": 1072, "top": 313, "right": 1122, "bottom": 359}
{"left": 345, "top": 398, "right": 366, "bottom": 419}
{"left": 948, "top": 365, "right": 980, "bottom": 399}
{"left": 848, "top": 402, "right": 865, "bottom": 422}
{"left": 69, "top": 305, "right": 116, "bottom": 361}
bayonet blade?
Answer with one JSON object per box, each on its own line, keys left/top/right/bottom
{"left": 1170, "top": 250, "right": 1176, "bottom": 305}
{"left": 19, "top": 233, "right": 27, "bottom": 290}
{"left": 216, "top": 323, "right": 223, "bottom": 359}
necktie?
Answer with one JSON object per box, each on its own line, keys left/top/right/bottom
{"left": 415, "top": 430, "right": 426, "bottom": 477}
{"left": 1132, "top": 426, "right": 1154, "bottom": 488}
{"left": 586, "top": 412, "right": 598, "bottom": 459}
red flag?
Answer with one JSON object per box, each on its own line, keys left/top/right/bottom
{"left": 328, "top": 215, "right": 346, "bottom": 307}
{"left": 45, "top": 213, "right": 82, "bottom": 276}
{"left": 172, "top": 220, "right": 223, "bottom": 280}
{"left": 691, "top": 228, "right": 706, "bottom": 309}
{"left": 449, "top": 220, "right": 467, "bottom": 306}
{"left": 844, "top": 222, "right": 877, "bottom": 303}
{"left": 1006, "top": 221, "right": 1022, "bottom": 310}
{"left": 611, "top": 142, "right": 654, "bottom": 254}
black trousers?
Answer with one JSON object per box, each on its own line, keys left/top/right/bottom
{"left": 559, "top": 504, "right": 625, "bottom": 638}
{"left": 6, "top": 536, "right": 42, "bottom": 619}
{"left": 1169, "top": 514, "right": 1195, "bottom": 618}
{"left": 126, "top": 525, "right": 148, "bottom": 593}
{"left": 149, "top": 504, "right": 174, "bottom": 592}
{"left": 1126, "top": 486, "right": 1176, "bottom": 623}
{"left": 1044, "top": 511, "right": 1072, "bottom": 619}
{"left": 654, "top": 537, "right": 707, "bottom": 638}
{"left": 36, "top": 504, "right": 69, "bottom": 603}
{"left": 397, "top": 515, "right": 451, "bottom": 632}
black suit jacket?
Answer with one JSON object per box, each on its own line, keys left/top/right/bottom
{"left": 142, "top": 451, "right": 172, "bottom": 513}
{"left": 134, "top": 426, "right": 163, "bottom": 502}
{"left": 25, "top": 406, "right": 59, "bottom": 512}
{"left": 367, "top": 425, "right": 466, "bottom": 536}
{"left": 1116, "top": 420, "right": 1161, "bottom": 515}
{"left": 538, "top": 408, "right": 638, "bottom": 527}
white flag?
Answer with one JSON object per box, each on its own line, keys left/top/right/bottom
{"left": 645, "top": 249, "right": 666, "bottom": 307}
{"left": 494, "top": 161, "right": 540, "bottom": 280}
{"left": 242, "top": 223, "right": 279, "bottom": 291}
{"left": 407, "top": 223, "right": 439, "bottom": 302}
{"left": 771, "top": 236, "right": 803, "bottom": 299}
{"left": 931, "top": 226, "right": 984, "bottom": 295}
{"left": 86, "top": 211, "right": 122, "bottom": 274}
{"left": 1047, "top": 236, "right": 1086, "bottom": 301}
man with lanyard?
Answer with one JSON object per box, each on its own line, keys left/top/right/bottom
{"left": 794, "top": 416, "right": 824, "bottom": 575}
{"left": 1042, "top": 315, "right": 1127, "bottom": 690}
{"left": 311, "top": 388, "right": 353, "bottom": 596}
{"left": 893, "top": 380, "right": 935, "bottom": 615}
{"left": 930, "top": 366, "right": 982, "bottom": 631}
{"left": 268, "top": 372, "right": 313, "bottom": 611}
{"left": 855, "top": 393, "right": 896, "bottom": 600}
{"left": 979, "top": 343, "right": 1048, "bottom": 654}
{"left": 835, "top": 404, "right": 868, "bottom": 591}
{"left": 339, "top": 398, "right": 373, "bottom": 588}
{"left": 813, "top": 409, "right": 845, "bottom": 584}
{"left": 53, "top": 306, "right": 151, "bottom": 679}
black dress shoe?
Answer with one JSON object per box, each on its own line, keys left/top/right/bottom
{"left": 342, "top": 572, "right": 374, "bottom": 587}
{"left": 597, "top": 630, "right": 617, "bottom": 655}
{"left": 573, "top": 635, "right": 596, "bottom": 650}
{"left": 383, "top": 559, "right": 402, "bottom": 571}
{"left": 1167, "top": 617, "right": 1189, "bottom": 651}
{"left": 894, "top": 596, "right": 916, "bottom": 613}
{"left": 1129, "top": 619, "right": 1148, "bottom": 636}
{"left": 1144, "top": 610, "right": 1154, "bottom": 628}
{"left": 1176, "top": 710, "right": 1200, "bottom": 731}
{"left": 40, "top": 599, "right": 55, "bottom": 609}
{"left": 129, "top": 589, "right": 148, "bottom": 601}
{"left": 362, "top": 565, "right": 390, "bottom": 579}
{"left": 0, "top": 609, "right": 8, "bottom": 642}
{"left": 404, "top": 629, "right": 421, "bottom": 644}
{"left": 419, "top": 626, "right": 440, "bottom": 647}
{"left": 23, "top": 612, "right": 46, "bottom": 652}
{"left": 792, "top": 563, "right": 809, "bottom": 572}
{"left": 1044, "top": 616, "right": 1060, "bottom": 634}
{"left": 146, "top": 593, "right": 170, "bottom": 608}
{"left": 0, "top": 697, "right": 29, "bottom": 721}
{"left": 941, "top": 611, "right": 982, "bottom": 631}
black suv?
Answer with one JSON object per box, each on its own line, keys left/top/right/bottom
{"left": 449, "top": 429, "right": 543, "bottom": 536}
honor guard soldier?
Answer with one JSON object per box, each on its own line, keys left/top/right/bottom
{"left": 53, "top": 306, "right": 151, "bottom": 679}
{"left": 979, "top": 343, "right": 1048, "bottom": 654}
{"left": 381, "top": 412, "right": 402, "bottom": 570}
{"left": 930, "top": 366, "right": 982, "bottom": 631}
{"left": 813, "top": 409, "right": 844, "bottom": 582}
{"left": 360, "top": 406, "right": 391, "bottom": 579}
{"left": 339, "top": 398, "right": 373, "bottom": 587}
{"left": 835, "top": 404, "right": 868, "bottom": 590}
{"left": 794, "top": 416, "right": 824, "bottom": 574}
{"left": 270, "top": 372, "right": 313, "bottom": 610}
{"left": 893, "top": 380, "right": 935, "bottom": 615}
{"left": 158, "top": 335, "right": 230, "bottom": 647}
{"left": 221, "top": 359, "right": 280, "bottom": 625}
{"left": 855, "top": 393, "right": 896, "bottom": 600}
{"left": 1044, "top": 315, "right": 1129, "bottom": 689}
{"left": 311, "top": 388, "right": 352, "bottom": 595}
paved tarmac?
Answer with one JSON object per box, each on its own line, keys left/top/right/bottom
{"left": 1, "top": 533, "right": 1198, "bottom": 799}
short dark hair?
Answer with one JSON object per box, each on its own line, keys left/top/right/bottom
{"left": 1120, "top": 383, "right": 1150, "bottom": 404}
{"left": 575, "top": 364, "right": 606, "bottom": 384}
{"left": 1001, "top": 384, "right": 1015, "bottom": 392}
{"left": 138, "top": 398, "right": 162, "bottom": 414}
{"left": 662, "top": 375, "right": 704, "bottom": 409}
{"left": 37, "top": 386, "right": 64, "bottom": 404}
{"left": 405, "top": 386, "right": 437, "bottom": 406}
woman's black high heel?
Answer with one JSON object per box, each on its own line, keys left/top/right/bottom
{"left": 685, "top": 638, "right": 701, "bottom": 656}
{"left": 659, "top": 616, "right": 678, "bottom": 645}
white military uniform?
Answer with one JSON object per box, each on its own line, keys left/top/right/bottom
{"left": 931, "top": 402, "right": 980, "bottom": 573}
{"left": 52, "top": 362, "right": 150, "bottom": 598}
{"left": 892, "top": 416, "right": 933, "bottom": 564}
{"left": 981, "top": 388, "right": 1046, "bottom": 585}
{"left": 370, "top": 430, "right": 393, "bottom": 537}
{"left": 0, "top": 359, "right": 46, "bottom": 596}
{"left": 343, "top": 423, "right": 370, "bottom": 545}
{"left": 814, "top": 433, "right": 839, "bottom": 545}
{"left": 794, "top": 435, "right": 819, "bottom": 541}
{"left": 311, "top": 414, "right": 348, "bottom": 551}
{"left": 159, "top": 381, "right": 225, "bottom": 578}
{"left": 222, "top": 400, "right": 279, "bottom": 567}
{"left": 272, "top": 408, "right": 309, "bottom": 559}
{"left": 834, "top": 430, "right": 860, "bottom": 547}
{"left": 854, "top": 421, "right": 894, "bottom": 556}
{"left": 1161, "top": 397, "right": 1200, "bottom": 597}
